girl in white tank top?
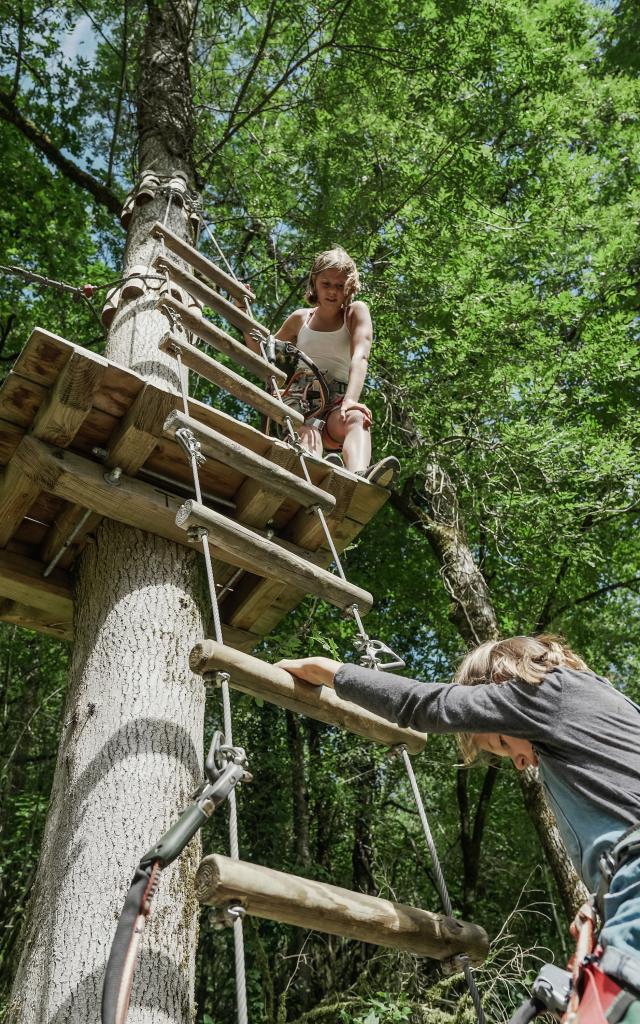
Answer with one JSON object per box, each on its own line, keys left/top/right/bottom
{"left": 264, "top": 247, "right": 399, "bottom": 488}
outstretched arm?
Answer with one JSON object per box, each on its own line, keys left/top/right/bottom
{"left": 276, "top": 657, "right": 558, "bottom": 741}
{"left": 341, "top": 301, "right": 373, "bottom": 423}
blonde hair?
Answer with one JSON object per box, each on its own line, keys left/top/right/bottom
{"left": 455, "top": 634, "right": 590, "bottom": 764}
{"left": 305, "top": 247, "right": 360, "bottom": 306}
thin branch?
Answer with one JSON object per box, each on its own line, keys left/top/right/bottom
{"left": 201, "top": 0, "right": 354, "bottom": 168}
{"left": 553, "top": 575, "right": 640, "bottom": 618}
{"left": 0, "top": 91, "right": 122, "bottom": 215}
{"left": 106, "top": 0, "right": 128, "bottom": 187}
{"left": 224, "top": 0, "right": 279, "bottom": 140}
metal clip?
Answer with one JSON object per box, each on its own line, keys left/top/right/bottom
{"left": 175, "top": 426, "right": 206, "bottom": 466}
{"left": 208, "top": 900, "right": 246, "bottom": 930}
{"left": 187, "top": 526, "right": 208, "bottom": 544}
{"left": 353, "top": 635, "right": 406, "bottom": 672}
{"left": 158, "top": 301, "right": 182, "bottom": 333}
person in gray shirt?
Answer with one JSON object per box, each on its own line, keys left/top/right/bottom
{"left": 277, "top": 634, "right": 640, "bottom": 999}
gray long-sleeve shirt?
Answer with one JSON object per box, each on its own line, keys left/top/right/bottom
{"left": 334, "top": 663, "right": 640, "bottom": 887}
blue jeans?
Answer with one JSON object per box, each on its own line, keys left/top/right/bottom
{"left": 600, "top": 853, "right": 640, "bottom": 993}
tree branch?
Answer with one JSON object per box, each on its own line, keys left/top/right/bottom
{"left": 0, "top": 92, "right": 122, "bottom": 215}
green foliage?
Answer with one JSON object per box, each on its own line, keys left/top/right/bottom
{"left": 0, "top": 0, "right": 639, "bottom": 1020}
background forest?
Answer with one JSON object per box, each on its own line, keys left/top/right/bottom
{"left": 0, "top": 0, "right": 639, "bottom": 1021}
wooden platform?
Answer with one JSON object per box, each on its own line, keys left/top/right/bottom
{"left": 0, "top": 329, "right": 389, "bottom": 648}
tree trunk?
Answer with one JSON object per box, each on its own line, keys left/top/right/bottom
{"left": 286, "top": 713, "right": 311, "bottom": 868}
{"left": 7, "top": 3, "right": 209, "bottom": 1022}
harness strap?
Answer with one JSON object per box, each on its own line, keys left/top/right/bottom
{"left": 606, "top": 990, "right": 637, "bottom": 1024}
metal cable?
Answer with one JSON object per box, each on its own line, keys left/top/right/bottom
{"left": 175, "top": 337, "right": 249, "bottom": 1024}
{"left": 400, "top": 748, "right": 486, "bottom": 1024}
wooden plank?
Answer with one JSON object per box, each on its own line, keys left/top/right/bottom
{"left": 151, "top": 222, "right": 254, "bottom": 303}
{"left": 156, "top": 294, "right": 286, "bottom": 386}
{"left": 0, "top": 417, "right": 25, "bottom": 465}
{"left": 105, "top": 383, "right": 177, "bottom": 473}
{"left": 0, "top": 373, "right": 47, "bottom": 428}
{"left": 176, "top": 500, "right": 373, "bottom": 613}
{"left": 159, "top": 333, "right": 302, "bottom": 428}
{"left": 11, "top": 439, "right": 363, "bottom": 614}
{"left": 163, "top": 411, "right": 333, "bottom": 514}
{"left": 31, "top": 347, "right": 109, "bottom": 447}
{"left": 0, "top": 458, "right": 41, "bottom": 547}
{"left": 232, "top": 446, "right": 296, "bottom": 532}
{"left": 0, "top": 349, "right": 109, "bottom": 551}
{"left": 195, "top": 855, "right": 488, "bottom": 963}
{"left": 0, "top": 549, "right": 72, "bottom": 617}
{"left": 11, "top": 327, "right": 74, "bottom": 386}
{"left": 190, "top": 641, "right": 425, "bottom": 751}
{"left": 0, "top": 597, "right": 73, "bottom": 640}
{"left": 155, "top": 253, "right": 269, "bottom": 338}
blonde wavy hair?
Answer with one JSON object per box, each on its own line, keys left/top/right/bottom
{"left": 455, "top": 634, "right": 590, "bottom": 764}
{"left": 305, "top": 247, "right": 361, "bottom": 306}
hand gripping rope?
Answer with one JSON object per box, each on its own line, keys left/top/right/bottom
{"left": 101, "top": 731, "right": 251, "bottom": 1024}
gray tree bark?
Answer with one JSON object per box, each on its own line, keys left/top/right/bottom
{"left": 7, "top": 3, "right": 209, "bottom": 1022}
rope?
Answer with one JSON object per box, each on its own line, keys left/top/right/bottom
{"left": 400, "top": 749, "right": 486, "bottom": 1024}
{"left": 173, "top": 346, "right": 249, "bottom": 1024}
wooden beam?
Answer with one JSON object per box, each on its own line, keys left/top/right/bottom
{"left": 195, "top": 855, "right": 488, "bottom": 963}
{"left": 0, "top": 457, "right": 41, "bottom": 547}
{"left": 0, "top": 550, "right": 72, "bottom": 617}
{"left": 0, "top": 597, "right": 73, "bottom": 640}
{"left": 0, "top": 348, "right": 109, "bottom": 548}
{"left": 190, "top": 641, "right": 425, "bottom": 751}
{"left": 105, "top": 382, "right": 177, "bottom": 473}
{"left": 159, "top": 333, "right": 302, "bottom": 428}
{"left": 163, "top": 411, "right": 333, "bottom": 514}
{"left": 31, "top": 347, "right": 108, "bottom": 448}
{"left": 11, "top": 439, "right": 368, "bottom": 614}
{"left": 176, "top": 500, "right": 373, "bottom": 613}
{"left": 151, "top": 222, "right": 253, "bottom": 303}
{"left": 156, "top": 294, "right": 286, "bottom": 386}
{"left": 155, "top": 254, "right": 269, "bottom": 338}
{"left": 40, "top": 506, "right": 101, "bottom": 568}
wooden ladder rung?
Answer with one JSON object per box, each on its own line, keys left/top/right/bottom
{"left": 159, "top": 333, "right": 302, "bottom": 428}
{"left": 155, "top": 254, "right": 266, "bottom": 338}
{"left": 151, "top": 221, "right": 253, "bottom": 303}
{"left": 195, "top": 854, "right": 489, "bottom": 963}
{"left": 164, "top": 410, "right": 335, "bottom": 514}
{"left": 176, "top": 500, "right": 373, "bottom": 613}
{"left": 156, "top": 294, "right": 286, "bottom": 386}
{"left": 190, "top": 640, "right": 425, "bottom": 751}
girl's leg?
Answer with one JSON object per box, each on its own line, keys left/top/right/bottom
{"left": 324, "top": 408, "right": 370, "bottom": 473}
{"left": 297, "top": 423, "right": 323, "bottom": 458}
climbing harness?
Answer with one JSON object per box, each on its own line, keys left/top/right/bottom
{"left": 101, "top": 730, "right": 250, "bottom": 1024}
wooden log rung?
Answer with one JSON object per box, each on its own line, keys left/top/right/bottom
{"left": 176, "top": 499, "right": 373, "bottom": 613}
{"left": 159, "top": 333, "right": 303, "bottom": 428}
{"left": 189, "top": 641, "right": 425, "bottom": 751}
{"left": 196, "top": 854, "right": 489, "bottom": 963}
{"left": 164, "top": 410, "right": 335, "bottom": 514}
{"left": 156, "top": 294, "right": 286, "bottom": 386}
{"left": 155, "top": 254, "right": 267, "bottom": 339}
{"left": 151, "top": 222, "right": 253, "bottom": 303}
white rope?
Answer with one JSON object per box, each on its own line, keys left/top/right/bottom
{"left": 174, "top": 345, "right": 250, "bottom": 1024}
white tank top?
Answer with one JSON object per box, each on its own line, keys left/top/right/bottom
{"left": 296, "top": 310, "right": 351, "bottom": 383}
